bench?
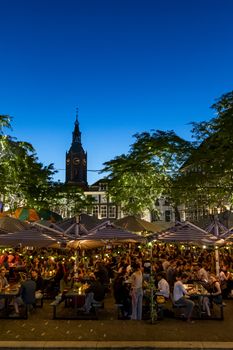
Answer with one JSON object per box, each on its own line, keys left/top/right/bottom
{"left": 207, "top": 302, "right": 224, "bottom": 320}
{"left": 50, "top": 298, "right": 63, "bottom": 319}
{"left": 50, "top": 298, "right": 104, "bottom": 320}
{"left": 115, "top": 303, "right": 124, "bottom": 319}
{"left": 35, "top": 293, "right": 44, "bottom": 308}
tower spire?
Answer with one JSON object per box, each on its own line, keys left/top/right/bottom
{"left": 73, "top": 107, "right": 81, "bottom": 143}
{"left": 75, "top": 107, "right": 79, "bottom": 124}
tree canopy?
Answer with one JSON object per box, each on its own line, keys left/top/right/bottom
{"left": 101, "top": 130, "right": 193, "bottom": 216}
{"left": 102, "top": 90, "right": 233, "bottom": 217}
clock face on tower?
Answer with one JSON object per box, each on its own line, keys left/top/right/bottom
{"left": 82, "top": 159, "right": 86, "bottom": 166}
{"left": 66, "top": 158, "right": 70, "bottom": 164}
{"left": 73, "top": 158, "right": 80, "bottom": 165}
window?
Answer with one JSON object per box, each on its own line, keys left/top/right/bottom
{"left": 99, "top": 183, "right": 107, "bottom": 191}
{"left": 109, "top": 205, "right": 116, "bottom": 218}
{"left": 100, "top": 205, "right": 107, "bottom": 218}
{"left": 165, "top": 210, "right": 171, "bottom": 222}
{"left": 92, "top": 205, "right": 99, "bottom": 217}
{"left": 92, "top": 195, "right": 99, "bottom": 203}
{"left": 101, "top": 195, "right": 107, "bottom": 203}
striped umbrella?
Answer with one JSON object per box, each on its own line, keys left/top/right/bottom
{"left": 114, "top": 215, "right": 170, "bottom": 234}
{"left": 205, "top": 219, "right": 228, "bottom": 237}
{"left": 0, "top": 217, "right": 31, "bottom": 233}
{"left": 0, "top": 227, "right": 68, "bottom": 248}
{"left": 13, "top": 208, "right": 40, "bottom": 222}
{"left": 157, "top": 221, "right": 218, "bottom": 245}
{"left": 79, "top": 223, "right": 146, "bottom": 243}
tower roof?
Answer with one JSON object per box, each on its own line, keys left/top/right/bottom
{"left": 72, "top": 107, "right": 81, "bottom": 144}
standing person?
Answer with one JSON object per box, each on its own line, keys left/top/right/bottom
{"left": 130, "top": 263, "right": 143, "bottom": 320}
{"left": 173, "top": 272, "right": 195, "bottom": 323}
{"left": 15, "top": 272, "right": 36, "bottom": 313}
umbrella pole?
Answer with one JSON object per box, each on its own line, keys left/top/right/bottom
{"left": 74, "top": 249, "right": 79, "bottom": 273}
{"left": 215, "top": 247, "right": 220, "bottom": 276}
{"left": 214, "top": 217, "right": 220, "bottom": 276}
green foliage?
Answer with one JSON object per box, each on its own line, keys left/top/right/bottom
{"left": 101, "top": 130, "right": 192, "bottom": 216}
{"left": 0, "top": 115, "right": 56, "bottom": 210}
{"left": 48, "top": 182, "right": 95, "bottom": 217}
{"left": 175, "top": 90, "right": 233, "bottom": 209}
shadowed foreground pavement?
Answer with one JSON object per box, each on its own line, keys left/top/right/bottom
{"left": 0, "top": 294, "right": 233, "bottom": 349}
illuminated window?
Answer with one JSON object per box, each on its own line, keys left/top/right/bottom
{"left": 109, "top": 206, "right": 116, "bottom": 218}
{"left": 92, "top": 205, "right": 99, "bottom": 217}
{"left": 100, "top": 205, "right": 107, "bottom": 218}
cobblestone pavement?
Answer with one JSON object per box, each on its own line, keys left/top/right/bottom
{"left": 0, "top": 294, "right": 233, "bottom": 343}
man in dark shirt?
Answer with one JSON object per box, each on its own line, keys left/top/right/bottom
{"left": 14, "top": 273, "right": 36, "bottom": 316}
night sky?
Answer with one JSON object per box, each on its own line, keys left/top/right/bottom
{"left": 1, "top": 0, "right": 233, "bottom": 183}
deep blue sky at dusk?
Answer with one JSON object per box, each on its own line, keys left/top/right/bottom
{"left": 1, "top": 0, "right": 233, "bottom": 184}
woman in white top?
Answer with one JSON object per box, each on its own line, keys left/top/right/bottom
{"left": 130, "top": 263, "right": 143, "bottom": 320}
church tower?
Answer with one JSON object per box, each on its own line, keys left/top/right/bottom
{"left": 65, "top": 109, "right": 88, "bottom": 189}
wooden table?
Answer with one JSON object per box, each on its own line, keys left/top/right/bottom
{"left": 0, "top": 285, "right": 20, "bottom": 318}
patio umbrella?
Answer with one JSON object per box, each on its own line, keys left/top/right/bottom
{"left": 13, "top": 208, "right": 40, "bottom": 222}
{"left": 114, "top": 215, "right": 170, "bottom": 235}
{"left": 82, "top": 223, "right": 146, "bottom": 243}
{"left": 67, "top": 239, "right": 105, "bottom": 250}
{"left": 157, "top": 221, "right": 218, "bottom": 245}
{"left": 0, "top": 227, "right": 67, "bottom": 248}
{"left": 205, "top": 219, "right": 228, "bottom": 237}
{"left": 37, "top": 209, "right": 62, "bottom": 222}
{"left": 57, "top": 214, "right": 103, "bottom": 233}
{"left": 0, "top": 216, "right": 31, "bottom": 233}
{"left": 218, "top": 210, "right": 233, "bottom": 229}
{"left": 13, "top": 207, "right": 62, "bottom": 222}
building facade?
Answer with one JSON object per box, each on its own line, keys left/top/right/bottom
{"left": 65, "top": 114, "right": 175, "bottom": 223}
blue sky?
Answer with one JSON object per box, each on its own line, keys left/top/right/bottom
{"left": 1, "top": 0, "right": 233, "bottom": 184}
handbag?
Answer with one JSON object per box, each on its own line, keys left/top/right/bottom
{"left": 156, "top": 295, "right": 166, "bottom": 304}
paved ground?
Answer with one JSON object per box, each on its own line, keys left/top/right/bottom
{"left": 0, "top": 292, "right": 233, "bottom": 345}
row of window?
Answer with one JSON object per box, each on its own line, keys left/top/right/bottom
{"left": 92, "top": 205, "right": 116, "bottom": 219}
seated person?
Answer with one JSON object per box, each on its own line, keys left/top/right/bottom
{"left": 0, "top": 266, "right": 10, "bottom": 310}
{"left": 59, "top": 271, "right": 74, "bottom": 293}
{"left": 202, "top": 273, "right": 223, "bottom": 317}
{"left": 173, "top": 272, "right": 195, "bottom": 323}
{"left": 31, "top": 269, "right": 44, "bottom": 299}
{"left": 81, "top": 272, "right": 105, "bottom": 314}
{"left": 209, "top": 274, "right": 223, "bottom": 304}
{"left": 156, "top": 272, "right": 170, "bottom": 300}
{"left": 113, "top": 268, "right": 131, "bottom": 318}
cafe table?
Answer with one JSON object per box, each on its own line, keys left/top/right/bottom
{"left": 183, "top": 283, "right": 210, "bottom": 319}
{"left": 52, "top": 283, "right": 90, "bottom": 319}
{"left": 0, "top": 284, "right": 20, "bottom": 318}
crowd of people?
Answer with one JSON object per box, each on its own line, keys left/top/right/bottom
{"left": 0, "top": 243, "right": 232, "bottom": 320}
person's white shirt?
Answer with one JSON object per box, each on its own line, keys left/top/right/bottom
{"left": 173, "top": 280, "right": 187, "bottom": 302}
{"left": 158, "top": 278, "right": 170, "bottom": 299}
{"left": 131, "top": 270, "right": 143, "bottom": 289}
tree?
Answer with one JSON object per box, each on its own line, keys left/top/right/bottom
{"left": 101, "top": 130, "right": 192, "bottom": 216}
{"left": 48, "top": 182, "right": 95, "bottom": 218}
{"left": 0, "top": 115, "right": 56, "bottom": 210}
{"left": 174, "top": 91, "right": 233, "bottom": 212}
